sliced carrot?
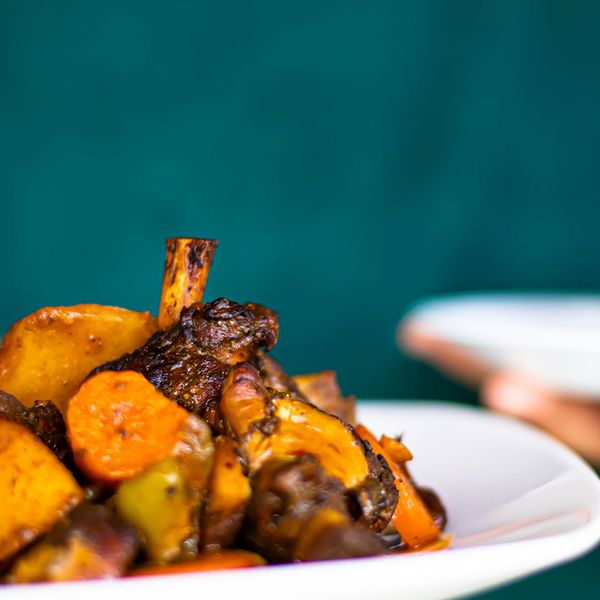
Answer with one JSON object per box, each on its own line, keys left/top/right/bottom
{"left": 130, "top": 551, "right": 266, "bottom": 577}
{"left": 67, "top": 370, "right": 213, "bottom": 486}
{"left": 354, "top": 424, "right": 440, "bottom": 548}
{"left": 380, "top": 434, "right": 413, "bottom": 463}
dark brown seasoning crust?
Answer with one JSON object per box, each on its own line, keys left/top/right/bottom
{"left": 348, "top": 438, "right": 399, "bottom": 533}
{"left": 0, "top": 391, "right": 71, "bottom": 463}
{"left": 252, "top": 350, "right": 306, "bottom": 400}
{"left": 94, "top": 298, "right": 279, "bottom": 431}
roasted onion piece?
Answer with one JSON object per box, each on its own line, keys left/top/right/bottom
{"left": 220, "top": 364, "right": 397, "bottom": 531}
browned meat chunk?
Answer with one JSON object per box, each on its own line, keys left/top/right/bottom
{"left": 95, "top": 298, "right": 278, "bottom": 430}
{"left": 243, "top": 455, "right": 385, "bottom": 563}
{"left": 7, "top": 504, "right": 139, "bottom": 582}
{"left": 0, "top": 391, "right": 70, "bottom": 463}
{"left": 252, "top": 350, "right": 306, "bottom": 399}
{"left": 417, "top": 487, "right": 447, "bottom": 531}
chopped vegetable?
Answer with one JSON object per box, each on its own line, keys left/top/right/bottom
{"left": 203, "top": 436, "right": 251, "bottom": 550}
{"left": 67, "top": 370, "right": 214, "bottom": 486}
{"left": 7, "top": 504, "right": 139, "bottom": 583}
{"left": 355, "top": 424, "right": 440, "bottom": 548}
{"left": 0, "top": 305, "right": 157, "bottom": 413}
{"left": 0, "top": 417, "right": 82, "bottom": 562}
{"left": 115, "top": 458, "right": 199, "bottom": 563}
{"left": 221, "top": 364, "right": 369, "bottom": 488}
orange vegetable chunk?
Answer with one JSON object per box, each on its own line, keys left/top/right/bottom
{"left": 0, "top": 418, "right": 82, "bottom": 561}
{"left": 130, "top": 551, "right": 265, "bottom": 577}
{"left": 355, "top": 424, "right": 440, "bottom": 548}
{"left": 67, "top": 370, "right": 213, "bottom": 486}
{"left": 0, "top": 304, "right": 157, "bottom": 413}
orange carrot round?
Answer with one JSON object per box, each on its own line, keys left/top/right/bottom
{"left": 355, "top": 424, "right": 440, "bottom": 548}
{"left": 130, "top": 551, "right": 266, "bottom": 577}
{"left": 67, "top": 370, "right": 210, "bottom": 485}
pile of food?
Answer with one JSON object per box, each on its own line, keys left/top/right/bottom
{"left": 0, "top": 238, "right": 446, "bottom": 583}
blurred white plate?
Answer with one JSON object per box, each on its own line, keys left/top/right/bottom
{"left": 5, "top": 402, "right": 600, "bottom": 600}
{"left": 403, "top": 293, "right": 600, "bottom": 398}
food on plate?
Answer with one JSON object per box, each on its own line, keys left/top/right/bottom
{"left": 292, "top": 370, "right": 356, "bottom": 424}
{"left": 115, "top": 458, "right": 200, "bottom": 563}
{"left": 7, "top": 504, "right": 139, "bottom": 582}
{"left": 95, "top": 299, "right": 278, "bottom": 432}
{"left": 0, "top": 417, "right": 82, "bottom": 562}
{"left": 202, "top": 435, "right": 252, "bottom": 550}
{"left": 130, "top": 550, "right": 265, "bottom": 576}
{"left": 355, "top": 425, "right": 441, "bottom": 547}
{"left": 0, "top": 237, "right": 446, "bottom": 583}
{"left": 242, "top": 455, "right": 386, "bottom": 562}
{"left": 0, "top": 391, "right": 71, "bottom": 462}
{"left": 0, "top": 305, "right": 157, "bottom": 413}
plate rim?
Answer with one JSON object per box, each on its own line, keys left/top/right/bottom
{"left": 4, "top": 400, "right": 600, "bottom": 600}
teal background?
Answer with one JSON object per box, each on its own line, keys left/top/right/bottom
{"left": 1, "top": 1, "right": 599, "bottom": 596}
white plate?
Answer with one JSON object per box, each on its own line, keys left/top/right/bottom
{"left": 402, "top": 293, "right": 600, "bottom": 397}
{"left": 5, "top": 402, "right": 600, "bottom": 600}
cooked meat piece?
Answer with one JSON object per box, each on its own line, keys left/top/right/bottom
{"left": 7, "top": 504, "right": 139, "bottom": 582}
{"left": 253, "top": 353, "right": 356, "bottom": 424}
{"left": 348, "top": 449, "right": 398, "bottom": 533}
{"left": 417, "top": 487, "right": 447, "bottom": 531}
{"left": 252, "top": 350, "right": 306, "bottom": 399}
{"left": 25, "top": 401, "right": 71, "bottom": 463}
{"left": 95, "top": 298, "right": 278, "bottom": 431}
{"left": 0, "top": 391, "right": 70, "bottom": 463}
{"left": 292, "top": 370, "right": 356, "bottom": 424}
{"left": 243, "top": 455, "right": 385, "bottom": 563}
{"left": 0, "top": 390, "right": 27, "bottom": 423}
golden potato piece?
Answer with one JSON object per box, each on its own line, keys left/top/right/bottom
{"left": 0, "top": 304, "right": 157, "bottom": 413}
{"left": 0, "top": 418, "right": 83, "bottom": 562}
{"left": 203, "top": 436, "right": 252, "bottom": 550}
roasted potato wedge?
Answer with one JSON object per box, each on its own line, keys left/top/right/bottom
{"left": 0, "top": 305, "right": 157, "bottom": 413}
{"left": 0, "top": 417, "right": 82, "bottom": 562}
{"left": 221, "top": 364, "right": 368, "bottom": 488}
{"left": 8, "top": 504, "right": 139, "bottom": 582}
{"left": 202, "top": 436, "right": 252, "bottom": 550}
